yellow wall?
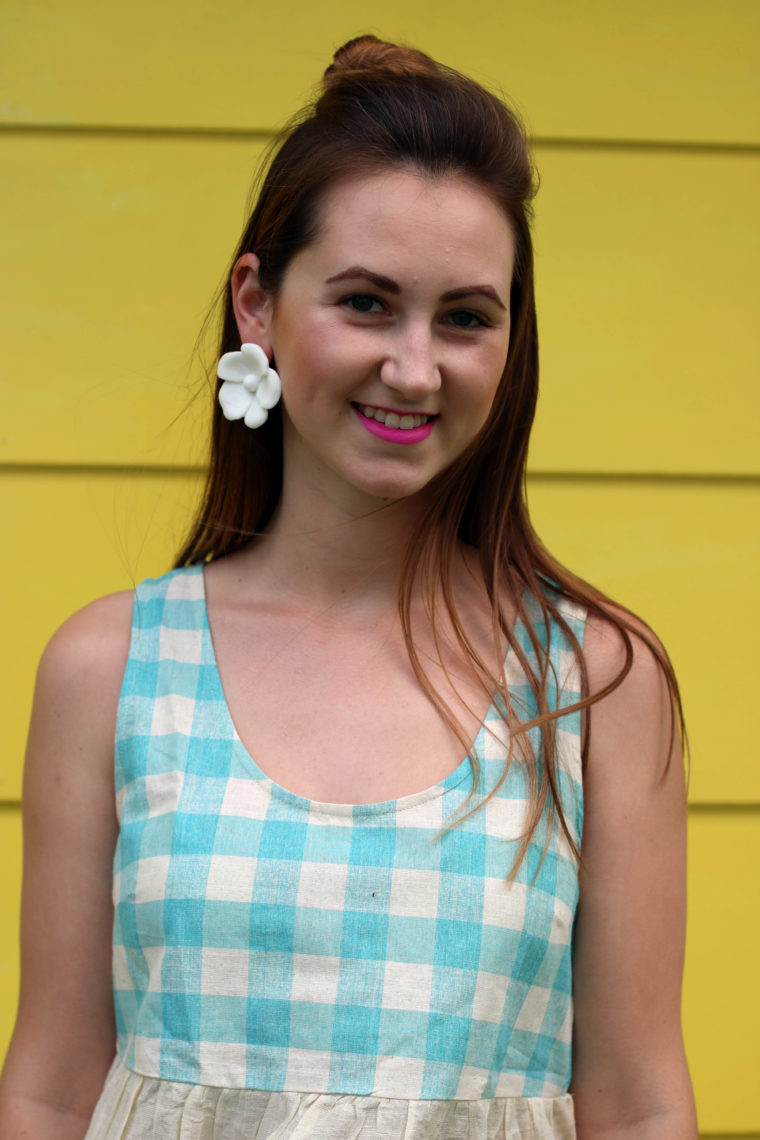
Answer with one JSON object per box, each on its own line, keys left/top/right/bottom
{"left": 2, "top": 2, "right": 758, "bottom": 1132}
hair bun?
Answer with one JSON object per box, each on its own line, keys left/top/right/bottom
{"left": 323, "top": 35, "right": 439, "bottom": 88}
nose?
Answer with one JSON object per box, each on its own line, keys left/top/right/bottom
{"left": 379, "top": 320, "right": 441, "bottom": 402}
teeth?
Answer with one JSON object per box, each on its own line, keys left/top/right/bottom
{"left": 360, "top": 405, "right": 430, "bottom": 429}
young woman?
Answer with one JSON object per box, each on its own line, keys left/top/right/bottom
{"left": 0, "top": 35, "right": 697, "bottom": 1139}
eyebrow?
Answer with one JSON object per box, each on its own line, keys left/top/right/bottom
{"left": 324, "top": 265, "right": 506, "bottom": 310}
{"left": 325, "top": 266, "right": 399, "bottom": 293}
{"left": 441, "top": 285, "right": 506, "bottom": 310}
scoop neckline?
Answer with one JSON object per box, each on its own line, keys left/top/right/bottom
{"left": 188, "top": 564, "right": 502, "bottom": 817}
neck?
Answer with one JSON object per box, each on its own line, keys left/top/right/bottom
{"left": 232, "top": 473, "right": 434, "bottom": 611}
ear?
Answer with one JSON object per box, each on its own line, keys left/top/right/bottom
{"left": 230, "top": 253, "right": 274, "bottom": 358}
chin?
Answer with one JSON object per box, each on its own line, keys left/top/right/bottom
{"left": 354, "top": 470, "right": 438, "bottom": 503}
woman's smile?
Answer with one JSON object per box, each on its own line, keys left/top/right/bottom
{"left": 352, "top": 403, "right": 437, "bottom": 444}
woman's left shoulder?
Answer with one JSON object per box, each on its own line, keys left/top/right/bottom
{"left": 581, "top": 603, "right": 683, "bottom": 783}
{"left": 582, "top": 603, "right": 670, "bottom": 687}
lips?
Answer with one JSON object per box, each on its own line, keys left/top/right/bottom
{"left": 352, "top": 403, "right": 437, "bottom": 445}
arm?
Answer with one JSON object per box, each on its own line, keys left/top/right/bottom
{"left": 569, "top": 615, "right": 698, "bottom": 1138}
{"left": 0, "top": 592, "right": 133, "bottom": 1139}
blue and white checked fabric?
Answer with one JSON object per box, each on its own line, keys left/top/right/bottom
{"left": 113, "top": 566, "right": 585, "bottom": 1101}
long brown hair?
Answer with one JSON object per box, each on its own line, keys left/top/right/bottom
{"left": 178, "top": 36, "right": 685, "bottom": 870}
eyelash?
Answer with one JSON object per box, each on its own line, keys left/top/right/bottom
{"left": 445, "top": 310, "right": 490, "bottom": 329}
{"left": 341, "top": 294, "right": 492, "bottom": 329}
{"left": 342, "top": 294, "right": 385, "bottom": 314}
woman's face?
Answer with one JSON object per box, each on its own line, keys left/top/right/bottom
{"left": 237, "top": 168, "right": 516, "bottom": 508}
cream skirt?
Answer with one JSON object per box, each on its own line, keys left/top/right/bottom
{"left": 85, "top": 1055, "right": 576, "bottom": 1139}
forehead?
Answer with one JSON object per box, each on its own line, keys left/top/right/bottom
{"left": 298, "top": 168, "right": 516, "bottom": 283}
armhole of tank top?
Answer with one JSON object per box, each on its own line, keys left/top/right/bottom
{"left": 552, "top": 595, "right": 587, "bottom": 848}
{"left": 114, "top": 575, "right": 163, "bottom": 763}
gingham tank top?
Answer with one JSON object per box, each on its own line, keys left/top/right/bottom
{"left": 91, "top": 566, "right": 584, "bottom": 1139}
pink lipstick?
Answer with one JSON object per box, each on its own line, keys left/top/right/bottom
{"left": 352, "top": 405, "right": 436, "bottom": 445}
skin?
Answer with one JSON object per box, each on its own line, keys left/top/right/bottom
{"left": 0, "top": 593, "right": 129, "bottom": 1138}
{"left": 0, "top": 169, "right": 696, "bottom": 1136}
{"left": 570, "top": 616, "right": 697, "bottom": 1135}
{"left": 238, "top": 169, "right": 515, "bottom": 508}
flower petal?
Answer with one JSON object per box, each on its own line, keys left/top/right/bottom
{"left": 217, "top": 351, "right": 251, "bottom": 382}
{"left": 240, "top": 343, "right": 269, "bottom": 374}
{"left": 218, "top": 380, "right": 252, "bottom": 420}
{"left": 257, "top": 368, "right": 281, "bottom": 410}
{"left": 243, "top": 398, "right": 268, "bottom": 429}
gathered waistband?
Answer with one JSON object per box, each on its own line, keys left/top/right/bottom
{"left": 85, "top": 1055, "right": 576, "bottom": 1139}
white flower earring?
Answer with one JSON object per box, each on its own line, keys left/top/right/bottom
{"left": 217, "top": 343, "right": 281, "bottom": 429}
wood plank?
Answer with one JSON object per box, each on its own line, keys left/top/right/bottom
{"left": 2, "top": 134, "right": 757, "bottom": 472}
{"left": 532, "top": 147, "right": 759, "bottom": 474}
{"left": 0, "top": 133, "right": 266, "bottom": 468}
{"left": 685, "top": 811, "right": 760, "bottom": 1132}
{"left": 4, "top": 471, "right": 757, "bottom": 803}
{"left": 1, "top": 0, "right": 758, "bottom": 143}
{"left": 0, "top": 810, "right": 21, "bottom": 1069}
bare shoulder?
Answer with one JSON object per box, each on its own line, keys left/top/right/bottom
{"left": 26, "top": 585, "right": 135, "bottom": 853}
{"left": 36, "top": 590, "right": 134, "bottom": 699}
{"left": 581, "top": 604, "right": 681, "bottom": 784}
{"left": 27, "top": 590, "right": 135, "bottom": 787}
{"left": 582, "top": 603, "right": 672, "bottom": 700}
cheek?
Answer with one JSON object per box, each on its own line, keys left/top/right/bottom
{"left": 278, "top": 348, "right": 348, "bottom": 421}
{"left": 459, "top": 371, "right": 507, "bottom": 441}
{"left": 459, "top": 357, "right": 507, "bottom": 416}
{"left": 278, "top": 331, "right": 369, "bottom": 411}
{"left": 481, "top": 345, "right": 509, "bottom": 405}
